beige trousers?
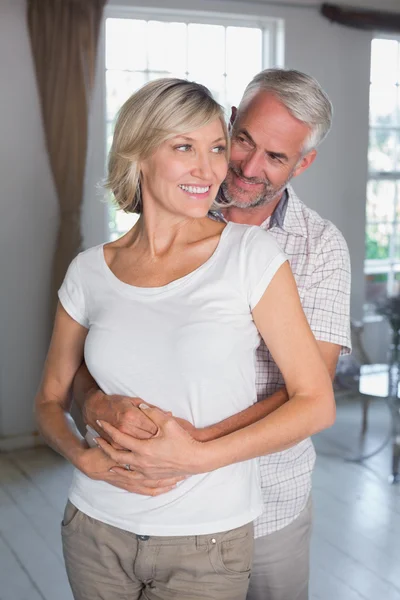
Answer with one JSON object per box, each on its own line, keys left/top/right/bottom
{"left": 247, "top": 496, "right": 313, "bottom": 600}
{"left": 62, "top": 501, "right": 253, "bottom": 600}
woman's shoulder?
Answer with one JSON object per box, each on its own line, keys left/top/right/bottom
{"left": 75, "top": 244, "right": 103, "bottom": 265}
{"left": 66, "top": 244, "right": 103, "bottom": 280}
{"left": 226, "top": 222, "right": 283, "bottom": 254}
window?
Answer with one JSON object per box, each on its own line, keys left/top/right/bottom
{"left": 365, "top": 37, "right": 400, "bottom": 311}
{"left": 104, "top": 9, "right": 282, "bottom": 240}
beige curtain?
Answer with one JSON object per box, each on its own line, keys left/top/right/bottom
{"left": 27, "top": 0, "right": 106, "bottom": 306}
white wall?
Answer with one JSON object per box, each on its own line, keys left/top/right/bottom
{"left": 0, "top": 0, "right": 58, "bottom": 448}
{"left": 0, "top": 0, "right": 388, "bottom": 448}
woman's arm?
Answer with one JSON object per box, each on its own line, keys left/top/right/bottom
{"left": 95, "top": 262, "right": 335, "bottom": 478}
{"left": 36, "top": 304, "right": 181, "bottom": 494}
{"left": 35, "top": 304, "right": 91, "bottom": 465}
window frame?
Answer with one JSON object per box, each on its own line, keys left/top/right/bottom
{"left": 97, "top": 4, "right": 283, "bottom": 241}
{"left": 365, "top": 32, "right": 400, "bottom": 308}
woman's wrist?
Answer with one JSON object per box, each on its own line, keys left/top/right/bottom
{"left": 67, "top": 439, "right": 89, "bottom": 470}
{"left": 189, "top": 438, "right": 227, "bottom": 474}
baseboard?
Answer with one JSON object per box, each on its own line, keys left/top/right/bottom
{"left": 0, "top": 431, "right": 45, "bottom": 452}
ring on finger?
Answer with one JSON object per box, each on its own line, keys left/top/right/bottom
{"left": 124, "top": 464, "right": 131, "bottom": 471}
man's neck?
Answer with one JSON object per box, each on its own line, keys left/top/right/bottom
{"left": 222, "top": 192, "right": 284, "bottom": 227}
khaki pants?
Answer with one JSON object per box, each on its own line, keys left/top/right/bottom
{"left": 62, "top": 501, "right": 253, "bottom": 600}
{"left": 247, "top": 496, "right": 312, "bottom": 600}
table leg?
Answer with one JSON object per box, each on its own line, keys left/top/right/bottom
{"left": 388, "top": 397, "right": 400, "bottom": 484}
{"left": 361, "top": 396, "right": 371, "bottom": 435}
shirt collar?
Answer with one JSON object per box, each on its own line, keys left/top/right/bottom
{"left": 209, "top": 184, "right": 308, "bottom": 238}
{"left": 277, "top": 184, "right": 308, "bottom": 237}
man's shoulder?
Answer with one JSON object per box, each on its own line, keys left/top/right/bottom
{"left": 289, "top": 188, "right": 348, "bottom": 253}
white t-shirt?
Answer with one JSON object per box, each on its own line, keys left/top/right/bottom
{"left": 59, "top": 222, "right": 287, "bottom": 536}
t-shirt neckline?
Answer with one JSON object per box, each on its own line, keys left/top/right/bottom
{"left": 100, "top": 221, "right": 233, "bottom": 297}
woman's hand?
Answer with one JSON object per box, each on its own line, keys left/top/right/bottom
{"left": 95, "top": 404, "right": 207, "bottom": 479}
{"left": 76, "top": 446, "right": 184, "bottom": 496}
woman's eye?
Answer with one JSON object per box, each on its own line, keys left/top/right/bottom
{"left": 212, "top": 145, "right": 226, "bottom": 154}
{"left": 175, "top": 144, "right": 192, "bottom": 152}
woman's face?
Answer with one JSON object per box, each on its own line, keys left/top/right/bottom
{"left": 140, "top": 118, "right": 228, "bottom": 220}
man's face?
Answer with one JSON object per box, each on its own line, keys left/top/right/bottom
{"left": 222, "top": 91, "right": 317, "bottom": 209}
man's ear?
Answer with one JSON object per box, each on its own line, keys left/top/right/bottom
{"left": 229, "top": 107, "right": 237, "bottom": 132}
{"left": 293, "top": 149, "right": 317, "bottom": 179}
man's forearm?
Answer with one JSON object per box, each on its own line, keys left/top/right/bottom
{"left": 195, "top": 388, "right": 335, "bottom": 474}
{"left": 73, "top": 362, "right": 101, "bottom": 414}
{"left": 201, "top": 387, "right": 288, "bottom": 441}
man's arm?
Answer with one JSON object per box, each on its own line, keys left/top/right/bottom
{"left": 192, "top": 340, "right": 340, "bottom": 442}
{"left": 72, "top": 362, "right": 158, "bottom": 440}
{"left": 73, "top": 343, "right": 339, "bottom": 445}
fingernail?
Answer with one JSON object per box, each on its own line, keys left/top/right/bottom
{"left": 96, "top": 420, "right": 103, "bottom": 428}
{"left": 139, "top": 403, "right": 150, "bottom": 410}
{"left": 109, "top": 468, "right": 116, "bottom": 473}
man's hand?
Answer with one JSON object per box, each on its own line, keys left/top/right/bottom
{"left": 83, "top": 390, "right": 158, "bottom": 441}
{"left": 77, "top": 446, "right": 184, "bottom": 496}
{"left": 95, "top": 405, "right": 206, "bottom": 479}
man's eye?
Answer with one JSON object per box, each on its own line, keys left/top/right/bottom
{"left": 175, "top": 144, "right": 191, "bottom": 152}
{"left": 212, "top": 145, "right": 227, "bottom": 154}
{"left": 269, "top": 154, "right": 280, "bottom": 162}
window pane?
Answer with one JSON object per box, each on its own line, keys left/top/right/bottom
{"left": 370, "top": 39, "right": 399, "bottom": 86}
{"left": 147, "top": 71, "right": 173, "bottom": 82}
{"left": 147, "top": 21, "right": 169, "bottom": 72}
{"left": 147, "top": 21, "right": 188, "bottom": 73}
{"left": 225, "top": 27, "right": 262, "bottom": 108}
{"left": 368, "top": 129, "right": 398, "bottom": 172}
{"left": 106, "top": 19, "right": 147, "bottom": 71}
{"left": 189, "top": 72, "right": 226, "bottom": 107}
{"left": 365, "top": 272, "right": 388, "bottom": 306}
{"left": 226, "top": 27, "right": 262, "bottom": 79}
{"left": 369, "top": 84, "right": 398, "bottom": 127}
{"left": 115, "top": 210, "right": 139, "bottom": 235}
{"left": 366, "top": 180, "right": 395, "bottom": 223}
{"left": 226, "top": 75, "right": 248, "bottom": 110}
{"left": 188, "top": 24, "right": 225, "bottom": 77}
{"left": 366, "top": 223, "right": 392, "bottom": 259}
{"left": 106, "top": 70, "right": 146, "bottom": 121}
{"left": 109, "top": 201, "right": 139, "bottom": 238}
{"left": 394, "top": 227, "right": 400, "bottom": 259}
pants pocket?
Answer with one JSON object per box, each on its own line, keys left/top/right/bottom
{"left": 61, "top": 500, "right": 81, "bottom": 535}
{"left": 209, "top": 523, "right": 254, "bottom": 580}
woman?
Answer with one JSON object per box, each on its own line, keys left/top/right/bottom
{"left": 35, "top": 78, "right": 334, "bottom": 600}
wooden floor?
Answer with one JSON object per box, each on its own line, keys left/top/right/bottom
{"left": 1, "top": 397, "right": 400, "bottom": 600}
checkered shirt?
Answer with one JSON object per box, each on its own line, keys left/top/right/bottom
{"left": 212, "top": 184, "right": 351, "bottom": 537}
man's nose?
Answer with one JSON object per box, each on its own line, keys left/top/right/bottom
{"left": 240, "top": 149, "right": 264, "bottom": 179}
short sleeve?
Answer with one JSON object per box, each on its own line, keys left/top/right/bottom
{"left": 243, "top": 227, "right": 288, "bottom": 310}
{"left": 58, "top": 255, "right": 89, "bottom": 328}
{"left": 304, "top": 227, "right": 351, "bottom": 355}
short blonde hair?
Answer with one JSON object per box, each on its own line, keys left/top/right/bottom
{"left": 105, "top": 78, "right": 229, "bottom": 214}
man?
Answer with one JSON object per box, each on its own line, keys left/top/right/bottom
{"left": 73, "top": 69, "right": 351, "bottom": 600}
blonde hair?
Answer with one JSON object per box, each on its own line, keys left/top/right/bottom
{"left": 105, "top": 78, "right": 229, "bottom": 214}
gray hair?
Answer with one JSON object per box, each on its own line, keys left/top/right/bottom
{"left": 239, "top": 69, "right": 333, "bottom": 153}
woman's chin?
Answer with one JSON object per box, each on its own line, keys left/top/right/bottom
{"left": 177, "top": 201, "right": 214, "bottom": 220}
